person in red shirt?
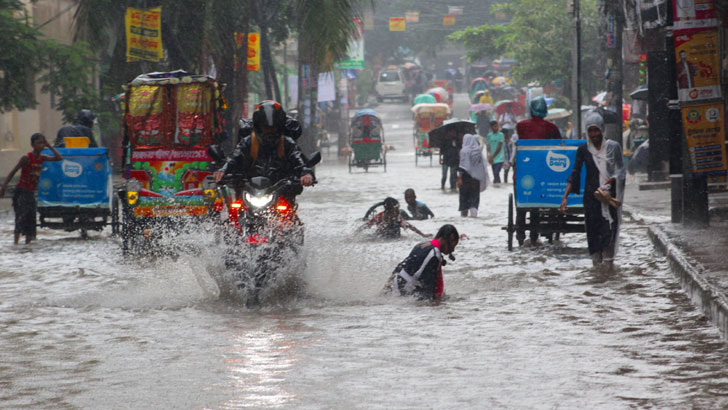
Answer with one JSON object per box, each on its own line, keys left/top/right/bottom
{"left": 515, "top": 97, "right": 562, "bottom": 140}
{"left": 514, "top": 97, "right": 562, "bottom": 245}
{"left": 0, "top": 133, "right": 62, "bottom": 244}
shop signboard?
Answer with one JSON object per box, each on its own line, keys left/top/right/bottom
{"left": 681, "top": 102, "right": 727, "bottom": 175}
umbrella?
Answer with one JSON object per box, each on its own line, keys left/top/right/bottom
{"left": 428, "top": 118, "right": 476, "bottom": 149}
{"left": 629, "top": 85, "right": 648, "bottom": 100}
{"left": 545, "top": 108, "right": 572, "bottom": 121}
{"left": 427, "top": 87, "right": 448, "bottom": 103}
{"left": 411, "top": 103, "right": 451, "bottom": 115}
{"left": 492, "top": 76, "right": 511, "bottom": 86}
{"left": 469, "top": 103, "right": 493, "bottom": 112}
{"left": 413, "top": 93, "right": 437, "bottom": 105}
{"left": 494, "top": 100, "right": 525, "bottom": 116}
{"left": 592, "top": 91, "right": 607, "bottom": 105}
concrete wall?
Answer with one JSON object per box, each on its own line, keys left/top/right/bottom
{"left": 0, "top": 0, "right": 76, "bottom": 177}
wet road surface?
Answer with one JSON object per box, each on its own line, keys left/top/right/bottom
{"left": 1, "top": 96, "right": 727, "bottom": 409}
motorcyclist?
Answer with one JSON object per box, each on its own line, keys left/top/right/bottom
{"left": 54, "top": 109, "right": 99, "bottom": 148}
{"left": 213, "top": 101, "right": 314, "bottom": 189}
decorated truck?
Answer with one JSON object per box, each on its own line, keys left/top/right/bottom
{"left": 119, "top": 70, "right": 226, "bottom": 253}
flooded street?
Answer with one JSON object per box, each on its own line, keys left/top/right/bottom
{"left": 2, "top": 96, "right": 728, "bottom": 409}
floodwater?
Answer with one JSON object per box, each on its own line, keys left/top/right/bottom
{"left": 1, "top": 96, "right": 728, "bottom": 409}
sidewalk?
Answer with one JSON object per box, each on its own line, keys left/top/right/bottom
{"left": 624, "top": 176, "right": 728, "bottom": 339}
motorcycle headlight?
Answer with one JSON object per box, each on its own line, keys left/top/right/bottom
{"left": 243, "top": 192, "right": 274, "bottom": 208}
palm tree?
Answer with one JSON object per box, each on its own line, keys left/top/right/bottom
{"left": 294, "top": 0, "right": 367, "bottom": 153}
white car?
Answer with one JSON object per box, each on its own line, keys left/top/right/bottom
{"left": 375, "top": 69, "right": 408, "bottom": 102}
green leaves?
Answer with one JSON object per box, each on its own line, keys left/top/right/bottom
{"left": 0, "top": 1, "right": 99, "bottom": 122}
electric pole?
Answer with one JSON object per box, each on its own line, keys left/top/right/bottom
{"left": 605, "top": 1, "right": 623, "bottom": 145}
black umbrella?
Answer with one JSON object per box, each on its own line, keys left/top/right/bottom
{"left": 629, "top": 84, "right": 648, "bottom": 100}
{"left": 428, "top": 118, "right": 476, "bottom": 149}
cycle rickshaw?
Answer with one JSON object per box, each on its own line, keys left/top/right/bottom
{"left": 37, "top": 139, "right": 118, "bottom": 238}
{"left": 349, "top": 109, "right": 386, "bottom": 173}
{"left": 504, "top": 139, "right": 587, "bottom": 250}
{"left": 411, "top": 103, "right": 450, "bottom": 166}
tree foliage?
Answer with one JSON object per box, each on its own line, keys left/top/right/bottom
{"left": 447, "top": 0, "right": 603, "bottom": 98}
{"left": 0, "top": 0, "right": 98, "bottom": 121}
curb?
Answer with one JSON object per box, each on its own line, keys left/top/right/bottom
{"left": 624, "top": 204, "right": 728, "bottom": 339}
{"left": 646, "top": 225, "right": 728, "bottom": 339}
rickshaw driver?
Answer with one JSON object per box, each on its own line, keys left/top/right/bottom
{"left": 213, "top": 101, "right": 314, "bottom": 189}
{"left": 514, "top": 97, "right": 562, "bottom": 245}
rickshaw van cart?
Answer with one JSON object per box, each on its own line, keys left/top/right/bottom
{"left": 504, "top": 139, "right": 587, "bottom": 250}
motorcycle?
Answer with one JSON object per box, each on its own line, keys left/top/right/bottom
{"left": 207, "top": 147, "right": 321, "bottom": 307}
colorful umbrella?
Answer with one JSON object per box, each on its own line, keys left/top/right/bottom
{"left": 469, "top": 103, "right": 493, "bottom": 112}
{"left": 494, "top": 100, "right": 525, "bottom": 116}
{"left": 427, "top": 87, "right": 448, "bottom": 103}
{"left": 413, "top": 93, "right": 437, "bottom": 105}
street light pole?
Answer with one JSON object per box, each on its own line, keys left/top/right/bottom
{"left": 571, "top": 0, "right": 581, "bottom": 139}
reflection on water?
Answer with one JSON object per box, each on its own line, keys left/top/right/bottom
{"left": 220, "top": 322, "right": 300, "bottom": 409}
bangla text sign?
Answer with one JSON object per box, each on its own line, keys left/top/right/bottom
{"left": 125, "top": 7, "right": 163, "bottom": 62}
{"left": 681, "top": 102, "right": 727, "bottom": 175}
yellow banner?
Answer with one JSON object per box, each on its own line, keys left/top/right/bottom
{"left": 674, "top": 28, "right": 721, "bottom": 102}
{"left": 125, "top": 7, "right": 163, "bottom": 62}
{"left": 681, "top": 102, "right": 727, "bottom": 175}
{"left": 234, "top": 32, "right": 260, "bottom": 72}
{"left": 389, "top": 17, "right": 406, "bottom": 31}
{"left": 443, "top": 15, "right": 455, "bottom": 26}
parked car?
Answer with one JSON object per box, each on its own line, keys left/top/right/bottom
{"left": 375, "top": 68, "right": 408, "bottom": 102}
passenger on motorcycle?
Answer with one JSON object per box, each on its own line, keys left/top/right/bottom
{"left": 213, "top": 101, "right": 314, "bottom": 190}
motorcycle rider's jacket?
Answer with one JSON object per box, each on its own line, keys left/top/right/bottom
{"left": 391, "top": 240, "right": 443, "bottom": 300}
{"left": 218, "top": 132, "right": 312, "bottom": 184}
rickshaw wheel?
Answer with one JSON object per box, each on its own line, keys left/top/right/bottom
{"left": 507, "top": 193, "right": 514, "bottom": 251}
{"left": 111, "top": 194, "right": 120, "bottom": 235}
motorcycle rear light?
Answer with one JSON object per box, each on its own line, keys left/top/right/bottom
{"left": 231, "top": 201, "right": 243, "bottom": 209}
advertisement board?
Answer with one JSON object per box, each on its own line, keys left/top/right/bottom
{"left": 681, "top": 102, "right": 727, "bottom": 175}
{"left": 335, "top": 19, "right": 364, "bottom": 69}
{"left": 125, "top": 7, "right": 163, "bottom": 62}
{"left": 673, "top": 0, "right": 718, "bottom": 29}
{"left": 38, "top": 148, "right": 111, "bottom": 207}
{"left": 673, "top": 28, "right": 721, "bottom": 102}
{"left": 515, "top": 140, "right": 585, "bottom": 208}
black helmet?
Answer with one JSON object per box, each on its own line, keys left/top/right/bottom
{"left": 252, "top": 100, "right": 286, "bottom": 145}
{"left": 75, "top": 109, "right": 96, "bottom": 128}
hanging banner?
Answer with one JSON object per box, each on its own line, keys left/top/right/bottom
{"left": 335, "top": 19, "right": 364, "bottom": 69}
{"left": 233, "top": 32, "right": 260, "bottom": 72}
{"left": 448, "top": 6, "right": 464, "bottom": 15}
{"left": 673, "top": 0, "right": 718, "bottom": 30}
{"left": 681, "top": 102, "right": 727, "bottom": 175}
{"left": 443, "top": 15, "right": 455, "bottom": 26}
{"left": 125, "top": 7, "right": 163, "bottom": 62}
{"left": 405, "top": 11, "right": 420, "bottom": 22}
{"left": 363, "top": 9, "right": 374, "bottom": 30}
{"left": 673, "top": 28, "right": 721, "bottom": 102}
{"left": 389, "top": 17, "right": 406, "bottom": 31}
{"left": 317, "top": 72, "right": 336, "bottom": 102}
